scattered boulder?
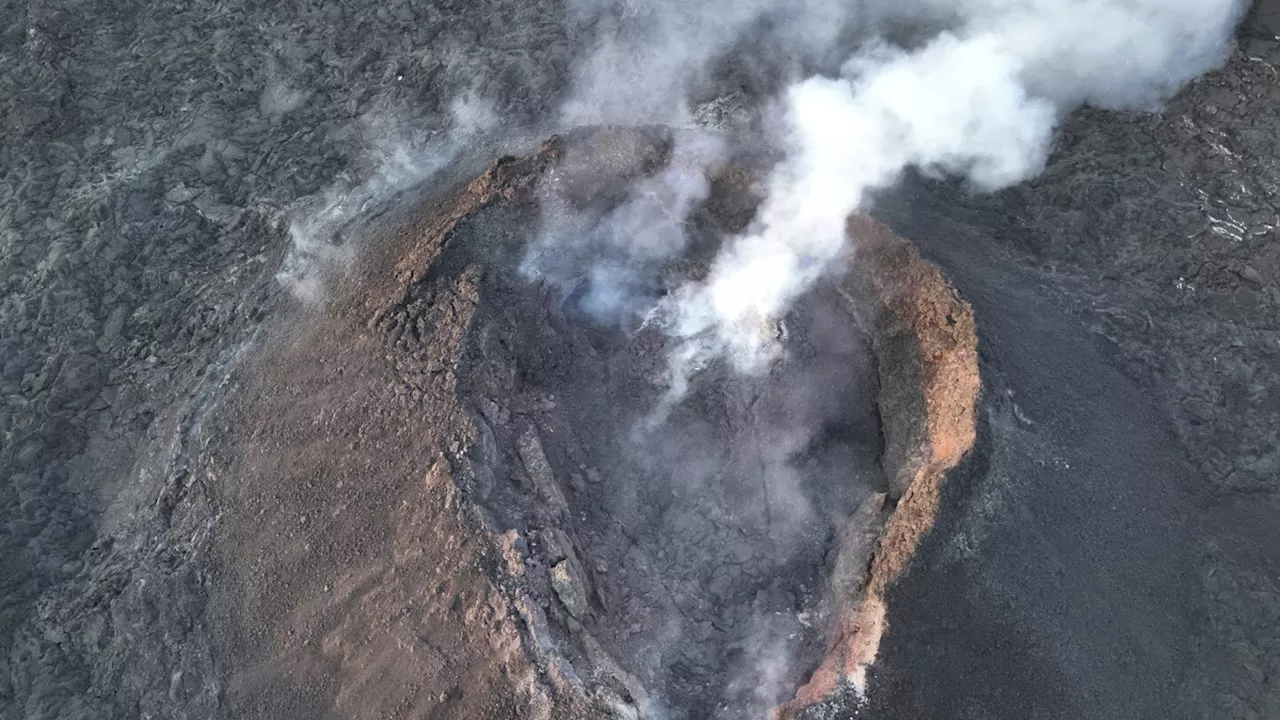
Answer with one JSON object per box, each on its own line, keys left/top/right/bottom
{"left": 551, "top": 559, "right": 591, "bottom": 619}
{"left": 518, "top": 426, "right": 569, "bottom": 513}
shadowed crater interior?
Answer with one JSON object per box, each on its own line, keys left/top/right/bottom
{"left": 400, "top": 130, "right": 887, "bottom": 718}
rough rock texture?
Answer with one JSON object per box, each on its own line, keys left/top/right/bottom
{"left": 847, "top": 216, "right": 980, "bottom": 601}
{"left": 205, "top": 142, "right": 599, "bottom": 720}
{"left": 962, "top": 26, "right": 1280, "bottom": 719}
{"left": 1, "top": 1, "right": 577, "bottom": 716}
{"left": 3, "top": 1, "right": 1280, "bottom": 719}
{"left": 326, "top": 131, "right": 978, "bottom": 720}
{"left": 776, "top": 216, "right": 980, "bottom": 718}
{"left": 212, "top": 129, "right": 961, "bottom": 719}
{"left": 399, "top": 131, "right": 882, "bottom": 719}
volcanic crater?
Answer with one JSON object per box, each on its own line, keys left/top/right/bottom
{"left": 217, "top": 127, "right": 978, "bottom": 720}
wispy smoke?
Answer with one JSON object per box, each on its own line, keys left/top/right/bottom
{"left": 521, "top": 128, "right": 728, "bottom": 329}
{"left": 560, "top": 0, "right": 863, "bottom": 126}
{"left": 659, "top": 0, "right": 1245, "bottom": 382}
{"left": 548, "top": 0, "right": 1245, "bottom": 393}
{"left": 278, "top": 93, "right": 498, "bottom": 300}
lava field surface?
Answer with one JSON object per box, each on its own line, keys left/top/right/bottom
{"left": 2, "top": 2, "right": 1280, "bottom": 719}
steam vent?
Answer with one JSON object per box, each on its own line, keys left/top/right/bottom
{"left": 209, "top": 127, "right": 976, "bottom": 719}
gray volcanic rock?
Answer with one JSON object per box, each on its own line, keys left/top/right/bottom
{"left": 1256, "top": 0, "right": 1280, "bottom": 35}
{"left": 863, "top": 188, "right": 1211, "bottom": 719}
{"left": 2, "top": 2, "right": 1279, "bottom": 720}
{"left": 848, "top": 29, "right": 1280, "bottom": 720}
{"left": 0, "top": 1, "right": 577, "bottom": 716}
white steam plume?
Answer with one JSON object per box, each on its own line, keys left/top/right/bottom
{"left": 561, "top": 0, "right": 863, "bottom": 125}
{"left": 523, "top": 0, "right": 1245, "bottom": 708}
{"left": 521, "top": 129, "right": 727, "bottom": 328}
{"left": 632, "top": 0, "right": 1247, "bottom": 707}
{"left": 666, "top": 0, "right": 1245, "bottom": 379}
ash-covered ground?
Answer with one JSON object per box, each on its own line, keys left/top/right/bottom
{"left": 2, "top": 0, "right": 1280, "bottom": 719}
